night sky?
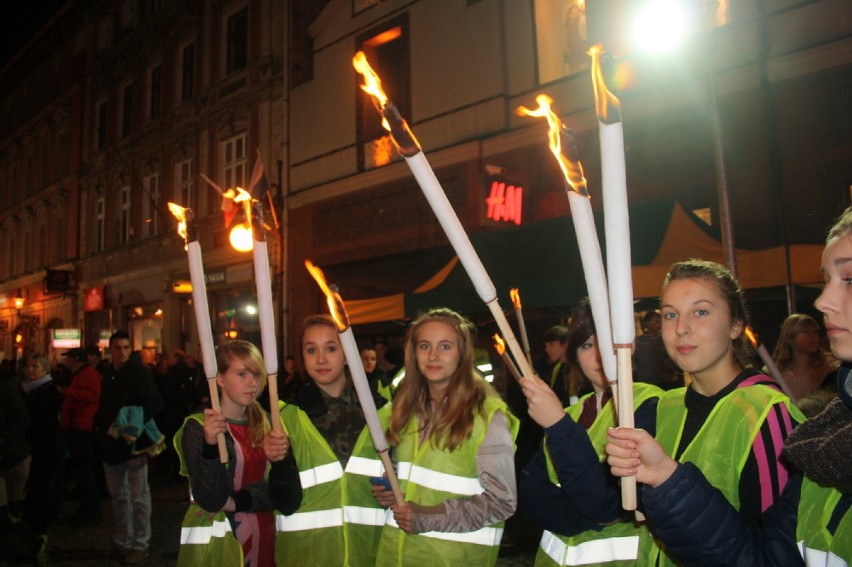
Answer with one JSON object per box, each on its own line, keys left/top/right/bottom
{"left": 0, "top": 1, "right": 66, "bottom": 68}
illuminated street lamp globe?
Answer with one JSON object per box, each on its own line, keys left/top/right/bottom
{"left": 631, "top": 0, "right": 691, "bottom": 54}
{"left": 229, "top": 224, "right": 254, "bottom": 252}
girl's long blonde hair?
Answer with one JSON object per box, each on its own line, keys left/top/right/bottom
{"left": 771, "top": 313, "right": 831, "bottom": 372}
{"left": 388, "top": 308, "right": 495, "bottom": 451}
{"left": 215, "top": 340, "right": 270, "bottom": 447}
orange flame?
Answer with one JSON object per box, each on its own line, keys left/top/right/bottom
{"left": 167, "top": 202, "right": 188, "bottom": 244}
{"left": 493, "top": 333, "right": 506, "bottom": 356}
{"left": 305, "top": 260, "right": 349, "bottom": 332}
{"left": 509, "top": 288, "right": 522, "bottom": 310}
{"left": 517, "top": 94, "right": 589, "bottom": 197}
{"left": 744, "top": 326, "right": 758, "bottom": 347}
{"left": 588, "top": 44, "right": 621, "bottom": 124}
{"left": 353, "top": 51, "right": 391, "bottom": 131}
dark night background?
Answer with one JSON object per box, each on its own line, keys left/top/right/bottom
{"left": 0, "top": 1, "right": 66, "bottom": 68}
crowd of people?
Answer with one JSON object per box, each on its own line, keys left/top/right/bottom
{"left": 1, "top": 208, "right": 851, "bottom": 566}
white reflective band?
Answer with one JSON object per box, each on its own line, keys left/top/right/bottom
{"left": 346, "top": 455, "right": 384, "bottom": 478}
{"left": 397, "top": 462, "right": 483, "bottom": 496}
{"left": 540, "top": 530, "right": 639, "bottom": 565}
{"left": 799, "top": 542, "right": 848, "bottom": 567}
{"left": 299, "top": 461, "right": 344, "bottom": 489}
{"left": 180, "top": 519, "right": 232, "bottom": 544}
{"left": 344, "top": 505, "right": 388, "bottom": 526}
{"left": 276, "top": 508, "right": 344, "bottom": 532}
{"left": 386, "top": 515, "right": 502, "bottom": 547}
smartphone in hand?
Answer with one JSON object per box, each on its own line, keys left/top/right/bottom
{"left": 369, "top": 476, "right": 392, "bottom": 491}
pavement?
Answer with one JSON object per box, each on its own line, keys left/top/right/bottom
{"left": 15, "top": 470, "right": 536, "bottom": 566}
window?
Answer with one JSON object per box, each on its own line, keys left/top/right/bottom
{"left": 122, "top": 84, "right": 134, "bottom": 138}
{"left": 177, "top": 159, "right": 194, "bottom": 208}
{"left": 6, "top": 238, "right": 14, "bottom": 278}
{"left": 95, "top": 197, "right": 106, "bottom": 252}
{"left": 180, "top": 43, "right": 195, "bottom": 102}
{"left": 222, "top": 133, "right": 247, "bottom": 198}
{"left": 38, "top": 225, "right": 47, "bottom": 267}
{"left": 149, "top": 65, "right": 161, "bottom": 120}
{"left": 226, "top": 7, "right": 248, "bottom": 75}
{"left": 98, "top": 18, "right": 113, "bottom": 51}
{"left": 122, "top": 0, "right": 137, "bottom": 30}
{"left": 22, "top": 232, "right": 31, "bottom": 273}
{"left": 54, "top": 217, "right": 64, "bottom": 262}
{"left": 97, "top": 100, "right": 108, "bottom": 150}
{"left": 534, "top": 0, "right": 588, "bottom": 85}
{"left": 356, "top": 16, "right": 411, "bottom": 170}
{"left": 143, "top": 173, "right": 160, "bottom": 238}
{"left": 120, "top": 186, "right": 131, "bottom": 245}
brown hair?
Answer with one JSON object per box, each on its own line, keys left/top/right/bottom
{"left": 662, "top": 259, "right": 753, "bottom": 369}
{"left": 215, "top": 340, "right": 270, "bottom": 447}
{"left": 771, "top": 313, "right": 830, "bottom": 372}
{"left": 388, "top": 308, "right": 495, "bottom": 451}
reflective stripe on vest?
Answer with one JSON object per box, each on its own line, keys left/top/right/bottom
{"left": 397, "top": 462, "right": 484, "bottom": 496}
{"left": 277, "top": 505, "right": 387, "bottom": 532}
{"left": 299, "top": 461, "right": 344, "bottom": 489}
{"left": 540, "top": 530, "right": 640, "bottom": 566}
{"left": 386, "top": 514, "right": 503, "bottom": 547}
{"left": 180, "top": 518, "right": 233, "bottom": 544}
{"left": 798, "top": 544, "right": 848, "bottom": 567}
{"left": 346, "top": 455, "right": 385, "bottom": 478}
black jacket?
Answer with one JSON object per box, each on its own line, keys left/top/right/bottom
{"left": 94, "top": 357, "right": 163, "bottom": 464}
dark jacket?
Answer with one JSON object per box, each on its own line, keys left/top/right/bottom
{"left": 94, "top": 356, "right": 163, "bottom": 464}
{"left": 638, "top": 364, "right": 852, "bottom": 566}
{"left": 0, "top": 377, "right": 30, "bottom": 471}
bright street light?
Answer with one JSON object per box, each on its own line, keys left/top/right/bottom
{"left": 631, "top": 0, "right": 691, "bottom": 54}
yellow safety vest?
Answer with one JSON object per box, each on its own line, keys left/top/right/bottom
{"left": 376, "top": 394, "right": 519, "bottom": 567}
{"left": 797, "top": 478, "right": 852, "bottom": 565}
{"left": 536, "top": 382, "right": 663, "bottom": 566}
{"left": 275, "top": 401, "right": 388, "bottom": 566}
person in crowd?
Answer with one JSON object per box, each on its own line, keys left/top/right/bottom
{"left": 20, "top": 354, "right": 63, "bottom": 551}
{"left": 361, "top": 345, "right": 391, "bottom": 401}
{"left": 371, "top": 307, "right": 518, "bottom": 566}
{"left": 771, "top": 312, "right": 838, "bottom": 402}
{"left": 85, "top": 345, "right": 110, "bottom": 377}
{"left": 157, "top": 349, "right": 196, "bottom": 479}
{"left": 0, "top": 367, "right": 35, "bottom": 561}
{"left": 633, "top": 310, "right": 682, "bottom": 390}
{"left": 543, "top": 325, "right": 576, "bottom": 406}
{"left": 93, "top": 331, "right": 163, "bottom": 565}
{"left": 600, "top": 258, "right": 802, "bottom": 565}
{"left": 59, "top": 347, "right": 102, "bottom": 525}
{"left": 175, "top": 340, "right": 301, "bottom": 566}
{"left": 607, "top": 209, "right": 852, "bottom": 565}
{"left": 275, "top": 315, "right": 390, "bottom": 566}
{"left": 519, "top": 298, "right": 663, "bottom": 566}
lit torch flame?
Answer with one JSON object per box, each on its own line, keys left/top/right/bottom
{"left": 305, "top": 260, "right": 349, "bottom": 332}
{"left": 517, "top": 94, "right": 589, "bottom": 197}
{"left": 744, "top": 326, "right": 758, "bottom": 347}
{"left": 509, "top": 288, "right": 522, "bottom": 310}
{"left": 167, "top": 202, "right": 188, "bottom": 247}
{"left": 493, "top": 333, "right": 506, "bottom": 355}
{"left": 353, "top": 51, "right": 390, "bottom": 130}
{"left": 588, "top": 44, "right": 621, "bottom": 125}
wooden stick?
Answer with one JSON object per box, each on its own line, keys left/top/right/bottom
{"left": 207, "top": 379, "right": 228, "bottom": 463}
{"left": 615, "top": 347, "right": 636, "bottom": 510}
{"left": 378, "top": 450, "right": 405, "bottom": 507}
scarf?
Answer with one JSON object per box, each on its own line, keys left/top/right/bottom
{"left": 784, "top": 397, "right": 852, "bottom": 495}
{"left": 21, "top": 374, "right": 53, "bottom": 394}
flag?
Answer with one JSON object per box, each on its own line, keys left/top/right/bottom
{"left": 249, "top": 148, "right": 269, "bottom": 200}
{"left": 200, "top": 172, "right": 239, "bottom": 228}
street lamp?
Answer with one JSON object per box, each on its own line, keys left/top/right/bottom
{"left": 13, "top": 289, "right": 24, "bottom": 311}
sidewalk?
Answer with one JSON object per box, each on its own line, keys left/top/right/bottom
{"left": 38, "top": 472, "right": 534, "bottom": 566}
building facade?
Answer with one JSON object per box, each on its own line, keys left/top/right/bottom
{"left": 1, "top": 0, "right": 851, "bottom": 362}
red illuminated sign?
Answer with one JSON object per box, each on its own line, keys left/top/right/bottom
{"left": 486, "top": 180, "right": 523, "bottom": 225}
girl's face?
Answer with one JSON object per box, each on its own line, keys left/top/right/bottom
{"left": 302, "top": 324, "right": 346, "bottom": 390}
{"left": 576, "top": 334, "right": 608, "bottom": 394}
{"left": 792, "top": 323, "right": 821, "bottom": 354}
{"left": 414, "top": 321, "right": 461, "bottom": 391}
{"left": 217, "top": 357, "right": 261, "bottom": 408}
{"left": 815, "top": 235, "right": 852, "bottom": 362}
{"left": 360, "top": 349, "right": 377, "bottom": 373}
{"left": 25, "top": 359, "right": 47, "bottom": 381}
{"left": 660, "top": 277, "right": 742, "bottom": 383}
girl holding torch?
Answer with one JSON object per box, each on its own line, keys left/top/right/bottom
{"left": 519, "top": 299, "right": 662, "bottom": 566}
{"left": 175, "top": 341, "right": 301, "bottom": 567}
{"left": 605, "top": 259, "right": 803, "bottom": 566}
{"left": 273, "top": 315, "right": 390, "bottom": 567}
{"left": 607, "top": 212, "right": 852, "bottom": 564}
{"left": 371, "top": 308, "right": 518, "bottom": 566}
